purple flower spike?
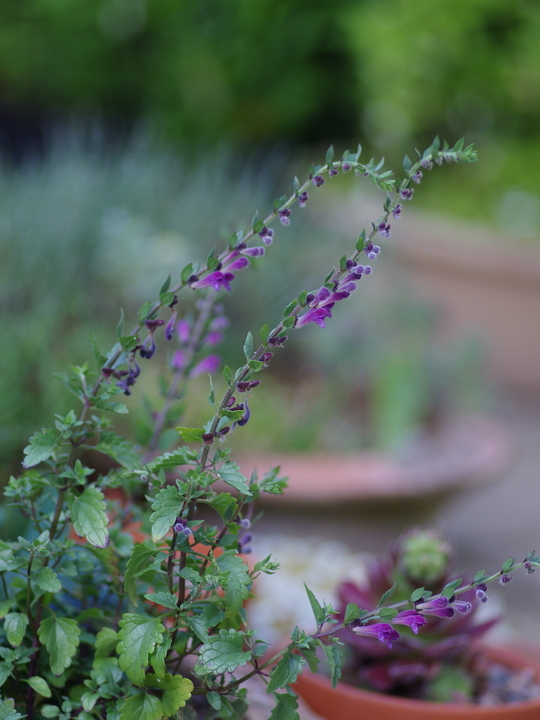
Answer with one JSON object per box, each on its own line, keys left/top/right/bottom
{"left": 295, "top": 307, "right": 333, "bottom": 329}
{"left": 311, "top": 175, "right": 325, "bottom": 187}
{"left": 416, "top": 596, "right": 454, "bottom": 618}
{"left": 191, "top": 354, "right": 221, "bottom": 377}
{"left": 352, "top": 622, "right": 400, "bottom": 649}
{"left": 392, "top": 203, "right": 402, "bottom": 219}
{"left": 393, "top": 610, "right": 427, "bottom": 635}
{"left": 298, "top": 191, "right": 309, "bottom": 208}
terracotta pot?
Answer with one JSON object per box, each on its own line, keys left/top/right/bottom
{"left": 294, "top": 646, "right": 540, "bottom": 720}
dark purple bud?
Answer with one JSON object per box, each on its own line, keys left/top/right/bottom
{"left": 392, "top": 204, "right": 402, "bottom": 219}
{"left": 346, "top": 259, "right": 355, "bottom": 269}
{"left": 235, "top": 241, "right": 247, "bottom": 251}
{"left": 297, "top": 191, "right": 309, "bottom": 208}
{"left": 412, "top": 171, "right": 423, "bottom": 184}
{"left": 101, "top": 367, "right": 115, "bottom": 378}
{"left": 268, "top": 336, "right": 287, "bottom": 346}
{"left": 475, "top": 583, "right": 488, "bottom": 602}
{"left": 524, "top": 562, "right": 536, "bottom": 574}
{"left": 260, "top": 352, "right": 273, "bottom": 363}
{"left": 421, "top": 158, "right": 433, "bottom": 170}
{"left": 216, "top": 425, "right": 230, "bottom": 436}
{"left": 140, "top": 334, "right": 156, "bottom": 359}
{"left": 329, "top": 168, "right": 339, "bottom": 177}
{"left": 202, "top": 433, "right": 214, "bottom": 445}
{"left": 365, "top": 242, "right": 374, "bottom": 252}
{"left": 237, "top": 398, "right": 251, "bottom": 426}
{"left": 145, "top": 319, "right": 165, "bottom": 331}
{"left": 400, "top": 188, "right": 414, "bottom": 200}
{"left": 341, "top": 163, "right": 351, "bottom": 172}
{"left": 236, "top": 381, "right": 250, "bottom": 392}
{"left": 499, "top": 574, "right": 513, "bottom": 585}
{"left": 259, "top": 227, "right": 274, "bottom": 245}
{"left": 311, "top": 175, "right": 325, "bottom": 187}
{"left": 278, "top": 208, "right": 291, "bottom": 227}
{"left": 227, "top": 396, "right": 236, "bottom": 407}
{"left": 164, "top": 310, "right": 177, "bottom": 340}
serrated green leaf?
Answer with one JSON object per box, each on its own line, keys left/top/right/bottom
{"left": 267, "top": 652, "right": 306, "bottom": 693}
{"left": 195, "top": 629, "right": 251, "bottom": 675}
{"left": 117, "top": 614, "right": 164, "bottom": 686}
{"left": 95, "top": 627, "right": 119, "bottom": 658}
{"left": 175, "top": 427, "right": 204, "bottom": 443}
{"left": 322, "top": 644, "right": 342, "bottom": 689}
{"left": 118, "top": 693, "right": 162, "bottom": 720}
{"left": 186, "top": 616, "right": 210, "bottom": 644}
{"left": 22, "top": 428, "right": 57, "bottom": 468}
{"left": 269, "top": 692, "right": 299, "bottom": 720}
{"left": 38, "top": 616, "right": 80, "bottom": 676}
{"left": 217, "top": 462, "right": 252, "bottom": 497}
{"left": 204, "top": 493, "right": 237, "bottom": 522}
{"left": 123, "top": 543, "right": 160, "bottom": 606}
{"left": 4, "top": 613, "right": 29, "bottom": 647}
{"left": 144, "top": 673, "right": 193, "bottom": 715}
{"left": 34, "top": 567, "right": 62, "bottom": 594}
{"left": 88, "top": 334, "right": 107, "bottom": 369}
{"left": 150, "top": 486, "right": 184, "bottom": 542}
{"left": 27, "top": 676, "right": 51, "bottom": 698}
{"left": 216, "top": 551, "right": 251, "bottom": 615}
{"left": 0, "top": 662, "right": 13, "bottom": 688}
{"left": 149, "top": 635, "right": 172, "bottom": 679}
{"left": 0, "top": 697, "right": 25, "bottom": 720}
{"left": 69, "top": 486, "right": 109, "bottom": 548}
{"left": 144, "top": 592, "right": 178, "bottom": 610}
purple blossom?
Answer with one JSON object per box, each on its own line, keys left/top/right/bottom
{"left": 210, "top": 316, "right": 229, "bottom": 331}
{"left": 241, "top": 247, "right": 265, "bottom": 257}
{"left": 279, "top": 208, "right": 291, "bottom": 226}
{"left": 342, "top": 163, "right": 351, "bottom": 172}
{"left": 416, "top": 596, "right": 455, "bottom": 618}
{"left": 329, "top": 167, "right": 339, "bottom": 177}
{"left": 412, "top": 171, "right": 423, "bottom": 184}
{"left": 392, "top": 203, "right": 402, "bottom": 219}
{"left": 400, "top": 188, "right": 414, "bottom": 200}
{"left": 352, "top": 622, "right": 400, "bottom": 649}
{"left": 298, "top": 191, "right": 309, "bottom": 208}
{"left": 191, "top": 354, "right": 221, "bottom": 377}
{"left": 260, "top": 352, "right": 273, "bottom": 363}
{"left": 145, "top": 319, "right": 165, "bottom": 331}
{"left": 190, "top": 271, "right": 236, "bottom": 292}
{"left": 237, "top": 398, "right": 251, "bottom": 426}
{"left": 308, "top": 287, "right": 332, "bottom": 307}
{"left": 259, "top": 226, "right": 274, "bottom": 245}
{"left": 239, "top": 518, "right": 251, "bottom": 529}
{"left": 363, "top": 265, "right": 372, "bottom": 275}
{"left": 393, "top": 610, "right": 426, "bottom": 634}
{"left": 236, "top": 380, "right": 260, "bottom": 392}
{"left": 268, "top": 336, "right": 287, "bottom": 346}
{"left": 173, "top": 349, "right": 186, "bottom": 371}
{"left": 224, "top": 256, "right": 250, "bottom": 272}
{"left": 451, "top": 599, "right": 472, "bottom": 614}
{"left": 475, "top": 582, "right": 488, "bottom": 602}
{"left": 421, "top": 158, "right": 433, "bottom": 170}
{"left": 295, "top": 307, "right": 333, "bottom": 329}
{"left": 140, "top": 334, "right": 156, "bottom": 359}
{"left": 378, "top": 222, "right": 391, "bottom": 238}
{"left": 177, "top": 319, "right": 191, "bottom": 344}
{"left": 202, "top": 433, "right": 214, "bottom": 445}
{"left": 205, "top": 331, "right": 223, "bottom": 346}
{"left": 311, "top": 175, "right": 325, "bottom": 187}
{"left": 164, "top": 310, "right": 177, "bottom": 340}
{"left": 499, "top": 574, "right": 513, "bottom": 585}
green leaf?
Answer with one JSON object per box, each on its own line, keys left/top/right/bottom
{"left": 27, "top": 676, "right": 52, "bottom": 698}
{"left": 205, "top": 493, "right": 237, "bottom": 522}
{"left": 282, "top": 299, "right": 297, "bottom": 318}
{"left": 149, "top": 635, "right": 172, "bottom": 679}
{"left": 186, "top": 616, "right": 209, "bottom": 644}
{"left": 180, "top": 263, "right": 194, "bottom": 284}
{"left": 207, "top": 691, "right": 221, "bottom": 711}
{"left": 326, "top": 145, "right": 334, "bottom": 163}
{"left": 410, "top": 587, "right": 426, "bottom": 602}
{"left": 0, "top": 697, "right": 25, "bottom": 720}
{"left": 150, "top": 486, "right": 185, "bottom": 542}
{"left": 243, "top": 332, "right": 253, "bottom": 361}
{"left": 22, "top": 428, "right": 57, "bottom": 468}
{"left": 117, "top": 614, "right": 165, "bottom": 686}
{"left": 159, "top": 291, "right": 175, "bottom": 306}
{"left": 4, "top": 613, "right": 29, "bottom": 647}
{"left": 322, "top": 644, "right": 342, "bottom": 689}
{"left": 304, "top": 584, "right": 324, "bottom": 625}
{"left": 137, "top": 301, "right": 153, "bottom": 323}
{"left": 34, "top": 567, "right": 62, "bottom": 594}
{"left": 116, "top": 308, "right": 124, "bottom": 339}
{"left": 441, "top": 578, "right": 463, "bottom": 598}
{"left": 124, "top": 543, "right": 160, "bottom": 606}
{"left": 40, "top": 706, "right": 60, "bottom": 718}
{"left": 175, "top": 427, "right": 204, "bottom": 443}
{"left": 159, "top": 275, "right": 171, "bottom": 296}
{"left": 269, "top": 692, "right": 299, "bottom": 720}
{"left": 248, "top": 360, "right": 264, "bottom": 372}
{"left": 119, "top": 335, "right": 139, "bottom": 351}
{"left": 217, "top": 462, "right": 252, "bottom": 497}
{"left": 195, "top": 629, "right": 251, "bottom": 675}
{"left": 502, "top": 558, "right": 515, "bottom": 573}
{"left": 216, "top": 551, "right": 251, "bottom": 615}
{"left": 118, "top": 693, "right": 162, "bottom": 720}
{"left": 260, "top": 324, "right": 269, "bottom": 344}
{"left": 376, "top": 582, "right": 397, "bottom": 608}
{"left": 144, "top": 673, "right": 193, "bottom": 715}
{"left": 88, "top": 334, "right": 107, "bottom": 369}
{"left": 38, "top": 616, "right": 81, "bottom": 676}
{"left": 0, "top": 662, "right": 13, "bottom": 688}
{"left": 0, "top": 600, "right": 11, "bottom": 619}
{"left": 95, "top": 627, "right": 119, "bottom": 658}
{"left": 69, "top": 486, "right": 109, "bottom": 548}
{"left": 267, "top": 652, "right": 306, "bottom": 693}
{"left": 378, "top": 607, "right": 398, "bottom": 621}
{"left": 343, "top": 603, "right": 362, "bottom": 625}
{"left": 144, "top": 592, "right": 178, "bottom": 610}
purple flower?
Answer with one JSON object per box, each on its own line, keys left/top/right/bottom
{"left": 279, "top": 208, "right": 291, "bottom": 226}
{"left": 260, "top": 352, "right": 273, "bottom": 363}
{"left": 329, "top": 168, "right": 339, "bottom": 177}
{"left": 363, "top": 265, "right": 372, "bottom": 275}
{"left": 311, "top": 175, "right": 325, "bottom": 187}
{"left": 224, "top": 256, "right": 250, "bottom": 272}
{"left": 211, "top": 315, "right": 229, "bottom": 331}
{"left": 259, "top": 226, "right": 274, "bottom": 245}
{"left": 342, "top": 163, "right": 351, "bottom": 172}
{"left": 298, "top": 191, "right": 309, "bottom": 208}
{"left": 421, "top": 158, "right": 433, "bottom": 170}
{"left": 140, "top": 334, "right": 156, "bottom": 359}
{"left": 392, "top": 203, "right": 402, "bottom": 219}
{"left": 451, "top": 599, "right": 472, "bottom": 614}
{"left": 308, "top": 287, "right": 332, "bottom": 307}
{"left": 393, "top": 610, "right": 426, "bottom": 634}
{"left": 205, "top": 331, "right": 223, "bottom": 346}
{"left": 412, "top": 171, "right": 423, "bottom": 184}
{"left": 177, "top": 319, "right": 191, "bottom": 344}
{"left": 416, "top": 596, "right": 455, "bottom": 618}
{"left": 172, "top": 349, "right": 186, "bottom": 371}
{"left": 241, "top": 246, "right": 265, "bottom": 257}
{"left": 352, "top": 623, "right": 400, "bottom": 649}
{"left": 400, "top": 188, "right": 414, "bottom": 200}
{"left": 191, "top": 354, "right": 221, "bottom": 377}
{"left": 145, "top": 319, "right": 165, "bottom": 331}
{"left": 295, "top": 307, "right": 333, "bottom": 329}
{"left": 164, "top": 310, "right": 177, "bottom": 340}
{"left": 190, "top": 271, "right": 228, "bottom": 292}
{"left": 475, "top": 582, "right": 488, "bottom": 602}
{"left": 236, "top": 380, "right": 260, "bottom": 392}
{"left": 237, "top": 398, "right": 251, "bottom": 426}
{"left": 499, "top": 574, "right": 513, "bottom": 585}
{"left": 378, "top": 222, "right": 391, "bottom": 238}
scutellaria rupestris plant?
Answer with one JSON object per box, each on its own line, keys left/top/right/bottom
{"left": 2, "top": 137, "right": 536, "bottom": 720}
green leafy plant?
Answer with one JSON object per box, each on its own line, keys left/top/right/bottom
{"left": 2, "top": 138, "right": 530, "bottom": 720}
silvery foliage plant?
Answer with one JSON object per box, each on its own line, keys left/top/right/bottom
{"left": 2, "top": 137, "right": 527, "bottom": 720}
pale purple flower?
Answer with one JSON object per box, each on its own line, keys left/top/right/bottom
{"left": 378, "top": 222, "right": 391, "bottom": 238}
{"left": 416, "top": 596, "right": 454, "bottom": 618}
{"left": 392, "top": 203, "right": 402, "bottom": 219}
{"left": 205, "top": 331, "right": 223, "bottom": 346}
{"left": 241, "top": 247, "right": 265, "bottom": 257}
{"left": 279, "top": 209, "right": 291, "bottom": 226}
{"left": 177, "top": 319, "right": 191, "bottom": 344}
{"left": 311, "top": 175, "right": 325, "bottom": 187}
{"left": 190, "top": 354, "right": 221, "bottom": 377}
{"left": 451, "top": 599, "right": 472, "bottom": 614}
{"left": 400, "top": 188, "right": 414, "bottom": 200}
{"left": 140, "top": 334, "right": 156, "bottom": 359}
{"left": 224, "top": 257, "right": 250, "bottom": 272}
{"left": 298, "top": 191, "right": 309, "bottom": 208}
{"left": 352, "top": 622, "right": 400, "bottom": 649}
{"left": 412, "top": 171, "right": 423, "bottom": 184}
{"left": 295, "top": 307, "right": 333, "bottom": 329}
{"left": 172, "top": 349, "right": 186, "bottom": 371}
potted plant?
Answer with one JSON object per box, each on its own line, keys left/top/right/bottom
{"left": 295, "top": 528, "right": 540, "bottom": 718}
{"left": 1, "top": 136, "right": 538, "bottom": 720}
